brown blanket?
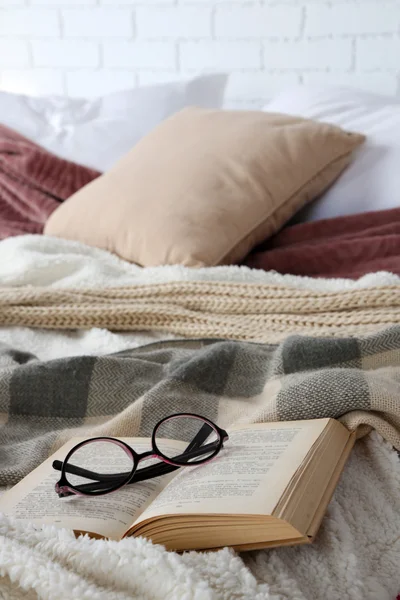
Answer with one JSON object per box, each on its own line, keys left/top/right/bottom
{"left": 244, "top": 207, "right": 400, "bottom": 279}
{"left": 0, "top": 124, "right": 99, "bottom": 240}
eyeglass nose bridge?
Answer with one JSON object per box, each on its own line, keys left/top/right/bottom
{"left": 125, "top": 449, "right": 169, "bottom": 484}
{"left": 135, "top": 449, "right": 158, "bottom": 462}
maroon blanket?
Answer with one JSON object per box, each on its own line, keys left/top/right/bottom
{"left": 3, "top": 121, "right": 399, "bottom": 281}
{"left": 244, "top": 207, "right": 400, "bottom": 279}
{"left": 0, "top": 125, "right": 99, "bottom": 240}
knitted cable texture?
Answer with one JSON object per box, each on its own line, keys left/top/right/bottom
{"left": 1, "top": 281, "right": 399, "bottom": 341}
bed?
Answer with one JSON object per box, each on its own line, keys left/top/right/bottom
{"left": 1, "top": 79, "right": 400, "bottom": 600}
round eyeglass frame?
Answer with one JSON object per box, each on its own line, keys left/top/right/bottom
{"left": 54, "top": 413, "right": 228, "bottom": 498}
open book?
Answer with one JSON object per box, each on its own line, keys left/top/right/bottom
{"left": 0, "top": 418, "right": 355, "bottom": 552}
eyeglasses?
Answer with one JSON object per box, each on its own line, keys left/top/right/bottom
{"left": 53, "top": 413, "right": 229, "bottom": 498}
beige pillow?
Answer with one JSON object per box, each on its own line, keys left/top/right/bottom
{"left": 45, "top": 107, "right": 364, "bottom": 267}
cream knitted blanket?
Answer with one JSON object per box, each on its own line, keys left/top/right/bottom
{"left": 1, "top": 282, "right": 400, "bottom": 342}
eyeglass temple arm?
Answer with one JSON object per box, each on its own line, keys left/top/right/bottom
{"left": 183, "top": 422, "right": 215, "bottom": 453}
{"left": 54, "top": 460, "right": 181, "bottom": 495}
{"left": 53, "top": 423, "right": 224, "bottom": 495}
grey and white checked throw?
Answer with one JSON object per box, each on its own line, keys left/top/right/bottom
{"left": 1, "top": 326, "right": 400, "bottom": 487}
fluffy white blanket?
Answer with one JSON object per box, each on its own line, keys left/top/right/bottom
{"left": 0, "top": 235, "right": 400, "bottom": 600}
{"left": 1, "top": 434, "right": 399, "bottom": 600}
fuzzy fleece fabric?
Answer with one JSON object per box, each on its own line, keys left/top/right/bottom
{"left": 1, "top": 432, "right": 399, "bottom": 600}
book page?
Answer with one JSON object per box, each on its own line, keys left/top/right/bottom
{"left": 0, "top": 436, "right": 187, "bottom": 540}
{"left": 135, "top": 419, "right": 329, "bottom": 524}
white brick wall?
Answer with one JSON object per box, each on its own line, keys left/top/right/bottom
{"left": 0, "top": 0, "right": 400, "bottom": 107}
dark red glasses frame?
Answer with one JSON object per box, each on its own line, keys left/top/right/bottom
{"left": 53, "top": 413, "right": 229, "bottom": 498}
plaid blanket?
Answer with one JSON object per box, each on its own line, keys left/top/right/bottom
{"left": 1, "top": 326, "right": 400, "bottom": 487}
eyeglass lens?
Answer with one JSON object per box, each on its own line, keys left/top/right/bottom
{"left": 64, "top": 440, "right": 134, "bottom": 492}
{"left": 155, "top": 415, "right": 220, "bottom": 464}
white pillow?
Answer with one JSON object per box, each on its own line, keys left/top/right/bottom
{"left": 264, "top": 85, "right": 400, "bottom": 222}
{"left": 0, "top": 73, "right": 227, "bottom": 172}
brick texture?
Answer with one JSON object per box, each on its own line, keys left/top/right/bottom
{"left": 0, "top": 0, "right": 399, "bottom": 105}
